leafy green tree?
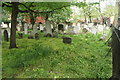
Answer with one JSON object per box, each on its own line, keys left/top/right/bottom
{"left": 2, "top": 2, "right": 73, "bottom": 48}
{"left": 102, "top": 5, "right": 118, "bottom": 17}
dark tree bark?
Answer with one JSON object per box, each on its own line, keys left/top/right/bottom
{"left": 111, "top": 28, "right": 120, "bottom": 79}
{"left": 9, "top": 2, "right": 19, "bottom": 48}
{"left": 29, "top": 12, "right": 36, "bottom": 29}
{"left": 110, "top": 1, "right": 120, "bottom": 79}
{"left": 21, "top": 21, "right": 25, "bottom": 31}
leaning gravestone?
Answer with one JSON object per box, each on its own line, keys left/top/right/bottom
{"left": 4, "top": 30, "right": 9, "bottom": 41}
{"left": 62, "top": 37, "right": 72, "bottom": 44}
{"left": 18, "top": 33, "right": 23, "bottom": 39}
{"left": 35, "top": 33, "right": 39, "bottom": 40}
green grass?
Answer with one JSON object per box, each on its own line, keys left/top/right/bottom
{"left": 2, "top": 32, "right": 112, "bottom": 78}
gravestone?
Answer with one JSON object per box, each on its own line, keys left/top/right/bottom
{"left": 93, "top": 22, "right": 98, "bottom": 26}
{"left": 17, "top": 22, "right": 21, "bottom": 31}
{"left": 97, "top": 25, "right": 104, "bottom": 32}
{"left": 44, "top": 20, "right": 52, "bottom": 37}
{"left": 6, "top": 22, "right": 11, "bottom": 38}
{"left": 35, "top": 33, "right": 39, "bottom": 40}
{"left": 74, "top": 26, "right": 80, "bottom": 34}
{"left": 39, "top": 24, "right": 44, "bottom": 32}
{"left": 28, "top": 31, "right": 34, "bottom": 39}
{"left": 44, "top": 33, "right": 52, "bottom": 37}
{"left": 29, "top": 24, "right": 32, "bottom": 29}
{"left": 4, "top": 30, "right": 9, "bottom": 41}
{"left": 24, "top": 23, "right": 28, "bottom": 34}
{"left": 65, "top": 24, "right": 68, "bottom": 31}
{"left": 58, "top": 24, "right": 64, "bottom": 31}
{"left": 6, "top": 26, "right": 10, "bottom": 38}
{"left": 63, "top": 37, "right": 72, "bottom": 44}
{"left": 33, "top": 23, "right": 38, "bottom": 35}
{"left": 91, "top": 28, "right": 97, "bottom": 35}
{"left": 52, "top": 29, "right": 54, "bottom": 32}
{"left": 18, "top": 33, "right": 23, "bottom": 39}
{"left": 67, "top": 26, "right": 74, "bottom": 34}
{"left": 52, "top": 22, "right": 57, "bottom": 31}
{"left": 52, "top": 31, "right": 58, "bottom": 38}
{"left": 82, "top": 28, "right": 88, "bottom": 33}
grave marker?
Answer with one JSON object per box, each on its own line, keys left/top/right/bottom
{"left": 28, "top": 31, "right": 34, "bottom": 39}
{"left": 4, "top": 30, "right": 9, "bottom": 41}
{"left": 35, "top": 33, "right": 39, "bottom": 40}
{"left": 58, "top": 24, "right": 64, "bottom": 31}
{"left": 24, "top": 23, "right": 28, "bottom": 34}
{"left": 63, "top": 37, "right": 72, "bottom": 44}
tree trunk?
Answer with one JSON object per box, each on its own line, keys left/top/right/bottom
{"left": 83, "top": 0, "right": 87, "bottom": 23}
{"left": 89, "top": 16, "right": 92, "bottom": 23}
{"left": 111, "top": 0, "right": 120, "bottom": 79}
{"left": 30, "top": 12, "right": 35, "bottom": 30}
{"left": 9, "top": 2, "right": 19, "bottom": 48}
{"left": 111, "top": 28, "right": 120, "bottom": 79}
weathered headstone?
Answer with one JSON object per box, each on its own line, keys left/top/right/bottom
{"left": 44, "top": 33, "right": 52, "bottom": 37}
{"left": 67, "top": 26, "right": 74, "bottom": 34}
{"left": 52, "top": 29, "right": 54, "bottom": 32}
{"left": 28, "top": 31, "right": 34, "bottom": 39}
{"left": 33, "top": 23, "right": 38, "bottom": 35}
{"left": 64, "top": 24, "right": 68, "bottom": 31}
{"left": 24, "top": 23, "right": 28, "bottom": 34}
{"left": 16, "top": 22, "right": 21, "bottom": 31}
{"left": 82, "top": 28, "right": 88, "bottom": 33}
{"left": 18, "top": 33, "right": 23, "bottom": 39}
{"left": 4, "top": 30, "right": 9, "bottom": 41}
{"left": 35, "top": 33, "right": 39, "bottom": 40}
{"left": 58, "top": 24, "right": 64, "bottom": 31}
{"left": 91, "top": 28, "right": 97, "bottom": 35}
{"left": 52, "top": 31, "right": 58, "bottom": 38}
{"left": 44, "top": 20, "right": 52, "bottom": 37}
{"left": 39, "top": 24, "right": 44, "bottom": 32}
{"left": 74, "top": 26, "right": 80, "bottom": 34}
{"left": 29, "top": 24, "right": 33, "bottom": 29}
{"left": 93, "top": 22, "right": 98, "bottom": 26}
{"left": 63, "top": 37, "right": 72, "bottom": 44}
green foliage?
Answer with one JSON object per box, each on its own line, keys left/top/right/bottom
{"left": 102, "top": 5, "right": 118, "bottom": 17}
{"left": 2, "top": 32, "right": 112, "bottom": 78}
{"left": 50, "top": 7, "right": 72, "bottom": 23}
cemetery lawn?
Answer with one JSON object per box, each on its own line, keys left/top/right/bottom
{"left": 2, "top": 32, "right": 112, "bottom": 78}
